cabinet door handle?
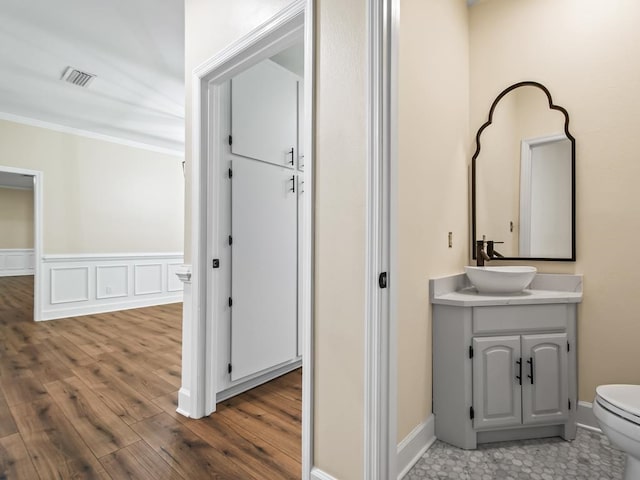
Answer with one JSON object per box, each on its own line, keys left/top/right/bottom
{"left": 288, "top": 147, "right": 295, "bottom": 166}
{"left": 290, "top": 175, "right": 296, "bottom": 193}
{"left": 516, "top": 358, "right": 522, "bottom": 385}
{"left": 527, "top": 357, "right": 534, "bottom": 385}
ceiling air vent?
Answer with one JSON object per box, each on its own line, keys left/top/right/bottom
{"left": 61, "top": 67, "right": 96, "bottom": 87}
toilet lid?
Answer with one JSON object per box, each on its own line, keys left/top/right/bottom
{"left": 596, "top": 385, "right": 640, "bottom": 423}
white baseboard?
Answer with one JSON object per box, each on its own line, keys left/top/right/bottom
{"left": 577, "top": 400, "right": 602, "bottom": 433}
{"left": 216, "top": 359, "right": 302, "bottom": 402}
{"left": 397, "top": 415, "right": 436, "bottom": 480}
{"left": 0, "top": 248, "right": 34, "bottom": 277}
{"left": 176, "top": 388, "right": 192, "bottom": 417}
{"left": 39, "top": 253, "right": 184, "bottom": 321}
{"left": 310, "top": 467, "right": 339, "bottom": 480}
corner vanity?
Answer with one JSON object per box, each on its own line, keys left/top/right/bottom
{"left": 431, "top": 273, "right": 582, "bottom": 449}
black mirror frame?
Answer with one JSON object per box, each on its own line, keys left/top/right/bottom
{"left": 471, "top": 81, "right": 576, "bottom": 262}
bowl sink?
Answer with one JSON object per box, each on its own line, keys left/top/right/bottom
{"left": 464, "top": 266, "right": 537, "bottom": 294}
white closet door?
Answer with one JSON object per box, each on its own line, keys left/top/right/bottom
{"left": 231, "top": 60, "right": 298, "bottom": 167}
{"left": 230, "top": 158, "right": 297, "bottom": 381}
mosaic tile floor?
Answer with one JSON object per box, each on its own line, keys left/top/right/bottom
{"left": 404, "top": 428, "right": 626, "bottom": 480}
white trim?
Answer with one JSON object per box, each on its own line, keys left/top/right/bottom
{"left": 365, "top": 0, "right": 395, "bottom": 478}
{"left": 216, "top": 359, "right": 302, "bottom": 402}
{"left": 396, "top": 415, "right": 436, "bottom": 480}
{"left": 310, "top": 468, "right": 339, "bottom": 480}
{"left": 389, "top": 0, "right": 400, "bottom": 477}
{"left": 39, "top": 253, "right": 183, "bottom": 321}
{"left": 0, "top": 166, "right": 42, "bottom": 321}
{"left": 577, "top": 401, "right": 602, "bottom": 433}
{"left": 0, "top": 249, "right": 35, "bottom": 277}
{"left": 300, "top": 3, "right": 315, "bottom": 478}
{"left": 0, "top": 111, "right": 184, "bottom": 157}
{"left": 43, "top": 252, "right": 184, "bottom": 262}
{"left": 184, "top": 3, "right": 314, "bottom": 479}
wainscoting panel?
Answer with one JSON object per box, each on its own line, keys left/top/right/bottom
{"left": 134, "top": 263, "right": 163, "bottom": 295}
{"left": 167, "top": 263, "right": 183, "bottom": 292}
{"left": 96, "top": 265, "right": 129, "bottom": 299}
{"left": 41, "top": 253, "right": 184, "bottom": 321}
{"left": 50, "top": 267, "right": 89, "bottom": 304}
{"left": 0, "top": 248, "right": 34, "bottom": 276}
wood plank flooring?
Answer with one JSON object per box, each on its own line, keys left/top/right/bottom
{"left": 0, "top": 275, "right": 302, "bottom": 479}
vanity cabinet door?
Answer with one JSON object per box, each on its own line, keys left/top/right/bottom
{"left": 473, "top": 336, "right": 522, "bottom": 430}
{"left": 521, "top": 333, "right": 569, "bottom": 425}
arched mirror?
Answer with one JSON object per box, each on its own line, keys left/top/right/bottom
{"left": 472, "top": 81, "right": 576, "bottom": 261}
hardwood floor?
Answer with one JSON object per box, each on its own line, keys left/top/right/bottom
{"left": 0, "top": 275, "right": 302, "bottom": 479}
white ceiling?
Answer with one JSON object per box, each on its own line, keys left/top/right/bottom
{"left": 0, "top": 171, "right": 33, "bottom": 189}
{"left": 0, "top": 0, "right": 185, "bottom": 153}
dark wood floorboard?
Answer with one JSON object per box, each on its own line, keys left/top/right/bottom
{"left": 0, "top": 275, "right": 302, "bottom": 479}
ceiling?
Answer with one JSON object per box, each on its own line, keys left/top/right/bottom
{"left": 271, "top": 43, "right": 304, "bottom": 78}
{"left": 0, "top": 171, "right": 33, "bottom": 189}
{"left": 0, "top": 0, "right": 185, "bottom": 153}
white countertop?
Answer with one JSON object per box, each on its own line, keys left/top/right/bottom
{"left": 430, "top": 273, "right": 583, "bottom": 307}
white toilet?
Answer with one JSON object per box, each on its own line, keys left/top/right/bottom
{"left": 593, "top": 385, "right": 640, "bottom": 480}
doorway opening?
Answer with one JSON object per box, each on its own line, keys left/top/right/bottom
{"left": 0, "top": 166, "right": 43, "bottom": 321}
{"left": 214, "top": 42, "right": 305, "bottom": 400}
{"left": 184, "top": 1, "right": 314, "bottom": 476}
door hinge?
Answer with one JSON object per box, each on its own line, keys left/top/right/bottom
{"left": 228, "top": 363, "right": 232, "bottom": 374}
{"left": 228, "top": 235, "right": 233, "bottom": 246}
{"left": 568, "top": 399, "right": 572, "bottom": 410}
{"left": 228, "top": 297, "right": 232, "bottom": 307}
{"left": 567, "top": 341, "right": 570, "bottom": 352}
{"left": 228, "top": 135, "right": 233, "bottom": 146}
{"left": 470, "top": 406, "right": 475, "bottom": 420}
{"left": 378, "top": 272, "right": 388, "bottom": 289}
{"left": 469, "top": 345, "right": 474, "bottom": 358}
{"left": 228, "top": 167, "right": 233, "bottom": 178}
{"left": 212, "top": 259, "right": 220, "bottom": 268}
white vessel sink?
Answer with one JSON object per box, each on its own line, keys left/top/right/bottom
{"left": 464, "top": 266, "right": 537, "bottom": 294}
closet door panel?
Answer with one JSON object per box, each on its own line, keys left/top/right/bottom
{"left": 230, "top": 158, "right": 297, "bottom": 381}
{"left": 231, "top": 60, "right": 297, "bottom": 167}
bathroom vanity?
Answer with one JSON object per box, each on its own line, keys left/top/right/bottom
{"left": 431, "top": 273, "right": 582, "bottom": 449}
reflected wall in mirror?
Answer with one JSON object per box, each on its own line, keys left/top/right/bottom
{"left": 472, "top": 81, "right": 576, "bottom": 261}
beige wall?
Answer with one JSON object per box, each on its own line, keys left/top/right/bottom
{"left": 184, "top": 1, "right": 367, "bottom": 477}
{"left": 0, "top": 120, "right": 184, "bottom": 254}
{"left": 469, "top": 0, "right": 640, "bottom": 400}
{"left": 314, "top": 0, "right": 366, "bottom": 476}
{"left": 0, "top": 187, "right": 34, "bottom": 249}
{"left": 397, "top": 0, "right": 470, "bottom": 442}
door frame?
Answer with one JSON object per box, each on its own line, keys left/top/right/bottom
{"left": 365, "top": 0, "right": 399, "bottom": 478}
{"left": 0, "top": 165, "right": 43, "bottom": 322}
{"left": 519, "top": 133, "right": 567, "bottom": 256}
{"left": 183, "top": 0, "right": 315, "bottom": 477}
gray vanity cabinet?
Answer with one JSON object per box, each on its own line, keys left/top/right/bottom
{"left": 473, "top": 333, "right": 569, "bottom": 431}
{"left": 521, "top": 333, "right": 569, "bottom": 425}
{"left": 432, "top": 302, "right": 577, "bottom": 450}
{"left": 472, "top": 336, "right": 522, "bottom": 430}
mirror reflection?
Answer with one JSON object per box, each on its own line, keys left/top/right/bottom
{"left": 472, "top": 82, "right": 575, "bottom": 261}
